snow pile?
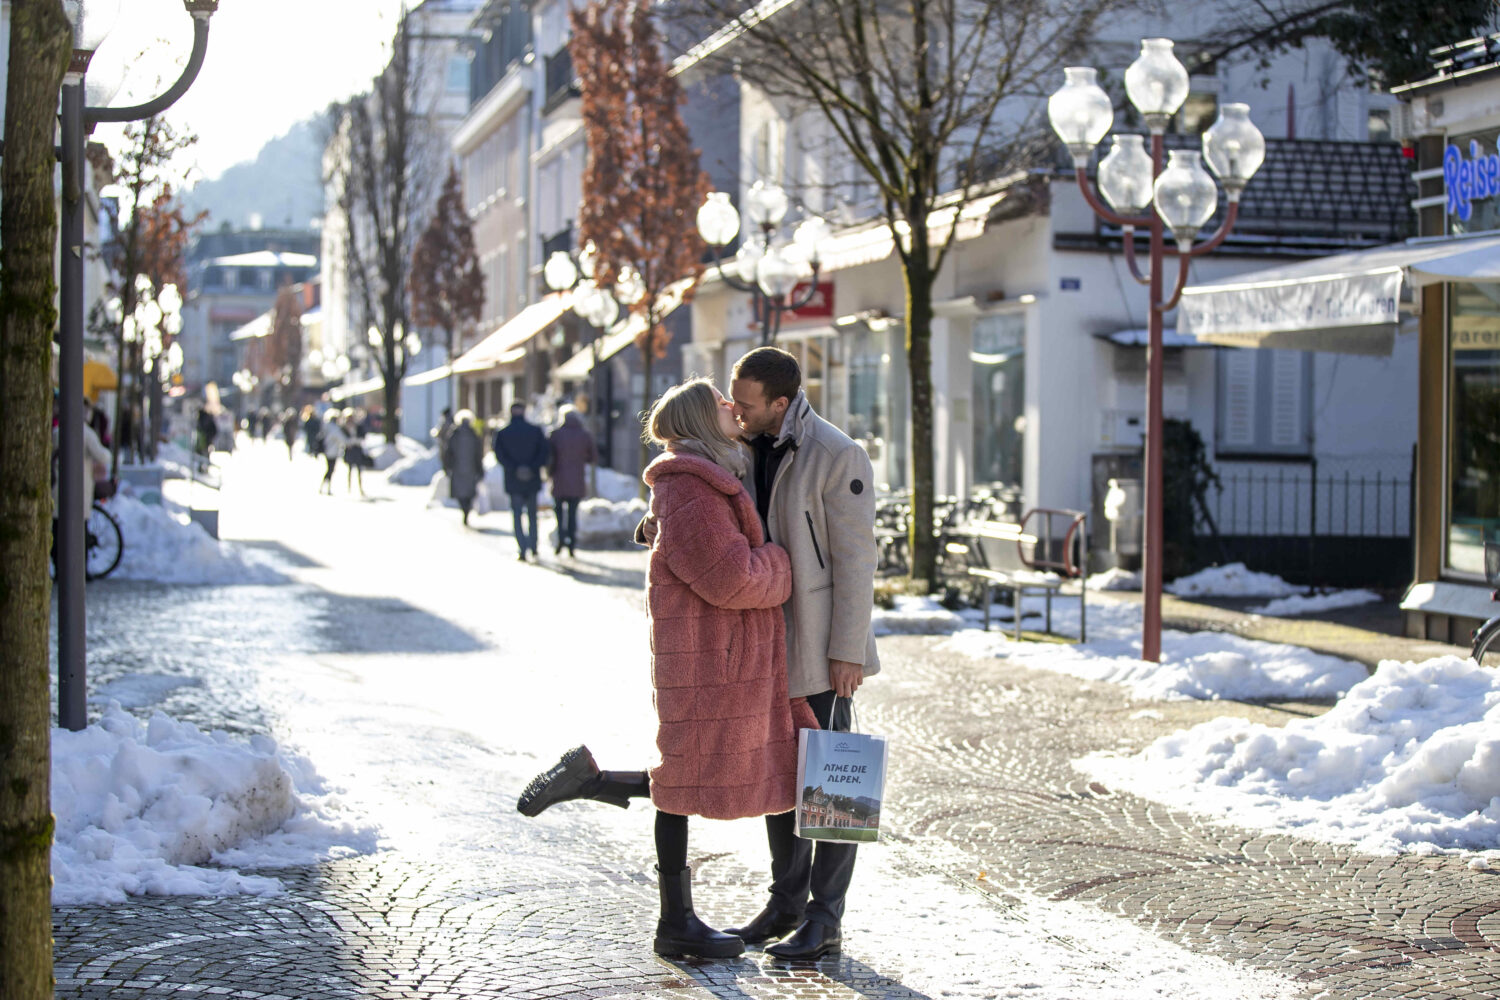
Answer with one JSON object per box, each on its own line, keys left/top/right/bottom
{"left": 155, "top": 441, "right": 203, "bottom": 481}
{"left": 1080, "top": 655, "right": 1500, "bottom": 855}
{"left": 483, "top": 460, "right": 553, "bottom": 510}
{"left": 1166, "top": 562, "right": 1300, "bottom": 598}
{"left": 1251, "top": 588, "right": 1382, "bottom": 617}
{"left": 873, "top": 595, "right": 968, "bottom": 635}
{"left": 366, "top": 434, "right": 429, "bottom": 471}
{"left": 570, "top": 497, "right": 649, "bottom": 546}
{"left": 593, "top": 466, "right": 643, "bottom": 503}
{"left": 387, "top": 447, "right": 443, "bottom": 487}
{"left": 1087, "top": 567, "right": 1142, "bottom": 591}
{"left": 945, "top": 595, "right": 1369, "bottom": 701}
{"left": 106, "top": 495, "right": 278, "bottom": 585}
{"left": 52, "top": 706, "right": 378, "bottom": 905}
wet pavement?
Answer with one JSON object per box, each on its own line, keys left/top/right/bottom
{"left": 50, "top": 442, "right": 1498, "bottom": 999}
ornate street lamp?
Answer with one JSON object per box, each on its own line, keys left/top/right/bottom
{"left": 49, "top": 0, "right": 221, "bottom": 730}
{"left": 696, "top": 181, "right": 829, "bottom": 346}
{"left": 1048, "top": 38, "right": 1263, "bottom": 663}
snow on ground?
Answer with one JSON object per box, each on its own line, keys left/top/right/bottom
{"left": 1250, "top": 588, "right": 1381, "bottom": 617}
{"left": 1166, "top": 563, "right": 1299, "bottom": 598}
{"left": 386, "top": 447, "right": 442, "bottom": 486}
{"left": 365, "top": 434, "right": 429, "bottom": 471}
{"left": 106, "top": 494, "right": 280, "bottom": 585}
{"left": 873, "top": 595, "right": 968, "bottom": 635}
{"left": 943, "top": 595, "right": 1369, "bottom": 701}
{"left": 1087, "top": 567, "right": 1142, "bottom": 591}
{"left": 1079, "top": 655, "right": 1500, "bottom": 858}
{"left": 546, "top": 497, "right": 650, "bottom": 548}
{"left": 52, "top": 705, "right": 378, "bottom": 905}
{"left": 594, "top": 465, "right": 643, "bottom": 503}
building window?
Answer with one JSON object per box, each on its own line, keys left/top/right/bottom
{"left": 1368, "top": 108, "right": 1392, "bottom": 143}
{"left": 1214, "top": 348, "right": 1312, "bottom": 457}
{"left": 971, "top": 312, "right": 1026, "bottom": 487}
{"left": 1446, "top": 281, "right": 1500, "bottom": 576}
{"left": 446, "top": 55, "right": 469, "bottom": 94}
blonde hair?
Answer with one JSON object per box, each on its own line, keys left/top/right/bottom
{"left": 643, "top": 377, "right": 745, "bottom": 476}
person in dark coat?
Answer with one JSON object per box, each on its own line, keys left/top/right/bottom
{"left": 433, "top": 407, "right": 456, "bottom": 479}
{"left": 280, "top": 409, "right": 298, "bottom": 460}
{"left": 547, "top": 405, "right": 597, "bottom": 556}
{"left": 444, "top": 410, "right": 484, "bottom": 526}
{"left": 302, "top": 405, "right": 322, "bottom": 457}
{"left": 492, "top": 402, "right": 549, "bottom": 560}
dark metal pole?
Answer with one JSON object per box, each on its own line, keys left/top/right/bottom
{"left": 1141, "top": 132, "right": 1166, "bottom": 664}
{"left": 58, "top": 76, "right": 88, "bottom": 731}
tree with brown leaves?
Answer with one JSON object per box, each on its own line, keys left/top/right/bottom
{"left": 1, "top": 7, "right": 73, "bottom": 997}
{"left": 264, "top": 284, "right": 304, "bottom": 407}
{"left": 570, "top": 0, "right": 711, "bottom": 474}
{"left": 409, "top": 165, "right": 485, "bottom": 411}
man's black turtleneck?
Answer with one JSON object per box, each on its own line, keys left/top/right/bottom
{"left": 749, "top": 432, "right": 792, "bottom": 533}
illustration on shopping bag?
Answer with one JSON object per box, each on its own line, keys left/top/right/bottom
{"left": 796, "top": 731, "right": 887, "bottom": 843}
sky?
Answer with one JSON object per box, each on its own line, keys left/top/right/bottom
{"left": 88, "top": 0, "right": 410, "bottom": 183}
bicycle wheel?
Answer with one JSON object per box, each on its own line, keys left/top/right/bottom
{"left": 1471, "top": 615, "right": 1500, "bottom": 668}
{"left": 84, "top": 502, "right": 123, "bottom": 580}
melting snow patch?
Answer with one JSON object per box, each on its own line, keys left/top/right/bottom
{"left": 105, "top": 494, "right": 280, "bottom": 585}
{"left": 1166, "top": 563, "right": 1299, "bottom": 598}
{"left": 1250, "top": 589, "right": 1381, "bottom": 617}
{"left": 873, "top": 595, "right": 968, "bottom": 635}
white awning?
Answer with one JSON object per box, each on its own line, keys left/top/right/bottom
{"left": 553, "top": 279, "right": 693, "bottom": 381}
{"left": 403, "top": 364, "right": 453, "bottom": 387}
{"left": 451, "top": 292, "right": 572, "bottom": 374}
{"left": 1096, "top": 327, "right": 1207, "bottom": 348}
{"left": 229, "top": 312, "right": 273, "bottom": 341}
{"left": 1178, "top": 233, "right": 1500, "bottom": 356}
{"left": 327, "top": 375, "right": 384, "bottom": 402}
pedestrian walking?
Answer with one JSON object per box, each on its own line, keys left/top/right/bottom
{"left": 195, "top": 404, "right": 217, "bottom": 462}
{"left": 433, "top": 407, "right": 455, "bottom": 479}
{"left": 517, "top": 377, "right": 807, "bottom": 959}
{"left": 720, "top": 346, "right": 881, "bottom": 960}
{"left": 280, "top": 409, "right": 298, "bottom": 460}
{"left": 444, "top": 410, "right": 484, "bottom": 526}
{"left": 341, "top": 410, "right": 369, "bottom": 496}
{"left": 548, "top": 404, "right": 597, "bottom": 556}
{"left": 302, "top": 405, "right": 322, "bottom": 458}
{"left": 317, "top": 415, "right": 347, "bottom": 495}
{"left": 492, "top": 402, "right": 548, "bottom": 560}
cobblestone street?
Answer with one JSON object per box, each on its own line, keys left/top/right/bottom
{"left": 50, "top": 445, "right": 1500, "bottom": 999}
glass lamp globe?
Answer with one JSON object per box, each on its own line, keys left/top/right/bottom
{"left": 544, "top": 251, "right": 579, "bottom": 292}
{"left": 590, "top": 293, "right": 620, "bottom": 330}
{"left": 578, "top": 241, "right": 599, "bottom": 279}
{"left": 615, "top": 266, "right": 646, "bottom": 306}
{"left": 1097, "top": 135, "right": 1155, "bottom": 216}
{"left": 697, "top": 192, "right": 741, "bottom": 246}
{"left": 1202, "top": 103, "right": 1265, "bottom": 198}
{"left": 732, "top": 241, "right": 764, "bottom": 285}
{"left": 157, "top": 282, "right": 182, "bottom": 315}
{"left": 1125, "top": 38, "right": 1189, "bottom": 130}
{"left": 166, "top": 341, "right": 183, "bottom": 372}
{"left": 1152, "top": 150, "right": 1218, "bottom": 239}
{"left": 1047, "top": 67, "right": 1114, "bottom": 166}
{"left": 63, "top": 0, "right": 121, "bottom": 52}
{"left": 744, "top": 180, "right": 790, "bottom": 228}
{"left": 337, "top": 355, "right": 352, "bottom": 374}
{"left": 755, "top": 245, "right": 802, "bottom": 299}
{"left": 792, "top": 216, "right": 831, "bottom": 263}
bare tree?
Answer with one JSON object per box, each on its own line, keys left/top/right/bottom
{"left": 329, "top": 12, "right": 446, "bottom": 441}
{"left": 409, "top": 165, "right": 485, "bottom": 411}
{"left": 1, "top": 4, "right": 73, "bottom": 996}
{"left": 674, "top": 0, "right": 1124, "bottom": 586}
{"left": 570, "top": 0, "right": 711, "bottom": 476}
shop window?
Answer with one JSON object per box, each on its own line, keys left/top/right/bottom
{"left": 1446, "top": 282, "right": 1500, "bottom": 576}
{"left": 446, "top": 55, "right": 469, "bottom": 94}
{"left": 1176, "top": 92, "right": 1217, "bottom": 135}
{"left": 971, "top": 312, "right": 1026, "bottom": 488}
{"left": 1367, "top": 109, "right": 1392, "bottom": 143}
{"left": 847, "top": 323, "right": 905, "bottom": 489}
{"left": 1214, "top": 348, "right": 1311, "bottom": 457}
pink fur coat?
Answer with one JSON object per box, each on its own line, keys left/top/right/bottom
{"left": 642, "top": 449, "right": 817, "bottom": 820}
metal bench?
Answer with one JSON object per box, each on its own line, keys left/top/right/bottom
{"left": 954, "top": 508, "right": 1087, "bottom": 642}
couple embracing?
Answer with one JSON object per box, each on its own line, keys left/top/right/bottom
{"left": 517, "top": 347, "right": 879, "bottom": 961}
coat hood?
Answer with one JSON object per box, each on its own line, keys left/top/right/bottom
{"left": 643, "top": 449, "right": 744, "bottom": 496}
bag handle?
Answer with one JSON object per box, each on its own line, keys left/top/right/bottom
{"left": 835, "top": 695, "right": 860, "bottom": 735}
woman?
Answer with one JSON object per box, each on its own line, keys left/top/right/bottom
{"left": 317, "top": 412, "right": 347, "bottom": 495}
{"left": 517, "top": 378, "right": 813, "bottom": 958}
{"left": 444, "top": 409, "right": 484, "bottom": 525}
{"left": 342, "top": 410, "right": 369, "bottom": 496}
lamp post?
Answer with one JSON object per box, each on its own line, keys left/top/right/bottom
{"left": 1048, "top": 38, "right": 1263, "bottom": 664}
{"left": 52, "top": 0, "right": 220, "bottom": 730}
{"left": 696, "top": 181, "right": 830, "bottom": 346}
{"left": 543, "top": 242, "right": 643, "bottom": 492}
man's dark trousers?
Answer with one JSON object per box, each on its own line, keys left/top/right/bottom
{"left": 510, "top": 492, "right": 539, "bottom": 554}
{"left": 764, "top": 690, "right": 856, "bottom": 927}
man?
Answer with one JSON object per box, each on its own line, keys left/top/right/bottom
{"left": 493, "top": 401, "right": 549, "bottom": 560}
{"left": 547, "top": 405, "right": 597, "bottom": 557}
{"left": 433, "top": 407, "right": 456, "bottom": 480}
{"left": 725, "top": 346, "right": 880, "bottom": 961}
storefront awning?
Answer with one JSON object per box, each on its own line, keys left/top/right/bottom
{"left": 1178, "top": 234, "right": 1500, "bottom": 356}
{"left": 553, "top": 279, "right": 693, "bottom": 381}
{"left": 1096, "top": 327, "right": 1209, "bottom": 348}
{"left": 403, "top": 364, "right": 453, "bottom": 387}
{"left": 327, "top": 375, "right": 384, "bottom": 402}
{"left": 229, "top": 312, "right": 273, "bottom": 341}
{"left": 451, "top": 292, "right": 572, "bottom": 375}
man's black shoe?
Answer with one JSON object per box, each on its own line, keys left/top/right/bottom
{"left": 723, "top": 905, "right": 802, "bottom": 944}
{"left": 765, "top": 921, "right": 841, "bottom": 960}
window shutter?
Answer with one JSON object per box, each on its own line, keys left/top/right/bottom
{"left": 1268, "top": 350, "right": 1307, "bottom": 448}
{"left": 1219, "top": 349, "right": 1257, "bottom": 448}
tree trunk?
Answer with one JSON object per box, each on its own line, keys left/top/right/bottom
{"left": 1, "top": 4, "right": 73, "bottom": 998}
{"left": 902, "top": 241, "right": 938, "bottom": 589}
{"left": 637, "top": 330, "right": 654, "bottom": 499}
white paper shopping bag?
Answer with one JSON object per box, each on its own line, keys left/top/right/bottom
{"left": 794, "top": 718, "right": 888, "bottom": 843}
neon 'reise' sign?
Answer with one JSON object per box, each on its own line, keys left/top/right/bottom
{"left": 1446, "top": 140, "right": 1500, "bottom": 222}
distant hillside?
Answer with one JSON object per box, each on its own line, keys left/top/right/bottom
{"left": 182, "top": 116, "right": 327, "bottom": 232}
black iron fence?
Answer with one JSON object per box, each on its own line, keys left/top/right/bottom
{"left": 1196, "top": 461, "right": 1413, "bottom": 588}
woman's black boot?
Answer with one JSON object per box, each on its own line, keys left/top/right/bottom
{"left": 516, "top": 746, "right": 644, "bottom": 816}
{"left": 653, "top": 866, "right": 745, "bottom": 958}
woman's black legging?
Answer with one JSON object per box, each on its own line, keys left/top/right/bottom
{"left": 597, "top": 770, "right": 686, "bottom": 872}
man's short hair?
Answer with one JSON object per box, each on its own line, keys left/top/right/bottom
{"left": 733, "top": 347, "right": 801, "bottom": 406}
{"left": 510, "top": 402, "right": 526, "bottom": 414}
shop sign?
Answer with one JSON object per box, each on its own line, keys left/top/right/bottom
{"left": 1451, "top": 314, "right": 1500, "bottom": 351}
{"left": 1445, "top": 139, "right": 1500, "bottom": 222}
{"left": 790, "top": 281, "right": 834, "bottom": 319}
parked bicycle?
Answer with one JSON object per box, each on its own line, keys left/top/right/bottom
{"left": 1470, "top": 542, "right": 1500, "bottom": 665}
{"left": 49, "top": 500, "right": 124, "bottom": 581}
